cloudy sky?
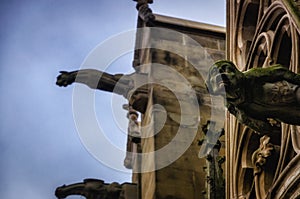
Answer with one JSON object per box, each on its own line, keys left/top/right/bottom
{"left": 0, "top": 1, "right": 225, "bottom": 198}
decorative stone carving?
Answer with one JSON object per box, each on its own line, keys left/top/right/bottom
{"left": 199, "top": 120, "right": 225, "bottom": 199}
{"left": 123, "top": 104, "right": 140, "bottom": 169}
{"left": 199, "top": 120, "right": 224, "bottom": 156}
{"left": 134, "top": 0, "right": 155, "bottom": 26}
{"left": 206, "top": 60, "right": 300, "bottom": 134}
{"left": 123, "top": 105, "right": 141, "bottom": 169}
{"left": 226, "top": 0, "right": 300, "bottom": 198}
{"left": 252, "top": 136, "right": 274, "bottom": 175}
{"left": 56, "top": 69, "right": 149, "bottom": 113}
{"left": 127, "top": 106, "right": 141, "bottom": 143}
{"left": 56, "top": 69, "right": 134, "bottom": 97}
{"left": 55, "top": 179, "right": 122, "bottom": 199}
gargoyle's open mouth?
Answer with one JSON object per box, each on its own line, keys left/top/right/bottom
{"left": 216, "top": 74, "right": 230, "bottom": 90}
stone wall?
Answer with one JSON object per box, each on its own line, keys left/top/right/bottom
{"left": 133, "top": 14, "right": 226, "bottom": 199}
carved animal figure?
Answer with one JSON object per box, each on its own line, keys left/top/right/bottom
{"left": 55, "top": 179, "right": 122, "bottom": 199}
{"left": 56, "top": 69, "right": 150, "bottom": 113}
{"left": 56, "top": 69, "right": 133, "bottom": 97}
{"left": 206, "top": 60, "right": 300, "bottom": 134}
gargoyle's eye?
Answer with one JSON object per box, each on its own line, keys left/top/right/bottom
{"left": 210, "top": 66, "right": 219, "bottom": 76}
{"left": 222, "top": 64, "right": 235, "bottom": 73}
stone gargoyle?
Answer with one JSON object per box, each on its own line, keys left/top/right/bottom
{"left": 56, "top": 69, "right": 134, "bottom": 97}
{"left": 56, "top": 69, "right": 149, "bottom": 113}
{"left": 206, "top": 60, "right": 300, "bottom": 134}
{"left": 55, "top": 178, "right": 122, "bottom": 199}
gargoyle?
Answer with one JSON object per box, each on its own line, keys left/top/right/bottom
{"left": 206, "top": 60, "right": 300, "bottom": 134}
{"left": 56, "top": 69, "right": 151, "bottom": 113}
{"left": 55, "top": 178, "right": 122, "bottom": 199}
{"left": 56, "top": 69, "right": 134, "bottom": 97}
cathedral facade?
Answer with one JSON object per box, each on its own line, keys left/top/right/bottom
{"left": 55, "top": 1, "right": 300, "bottom": 199}
{"left": 226, "top": 0, "right": 300, "bottom": 198}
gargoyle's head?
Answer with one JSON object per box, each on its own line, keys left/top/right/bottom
{"left": 206, "top": 60, "right": 244, "bottom": 100}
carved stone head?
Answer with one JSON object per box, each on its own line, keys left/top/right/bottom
{"left": 206, "top": 60, "right": 244, "bottom": 100}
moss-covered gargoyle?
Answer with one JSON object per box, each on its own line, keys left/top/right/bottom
{"left": 206, "top": 60, "right": 300, "bottom": 134}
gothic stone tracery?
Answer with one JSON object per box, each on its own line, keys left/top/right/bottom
{"left": 226, "top": 0, "right": 300, "bottom": 198}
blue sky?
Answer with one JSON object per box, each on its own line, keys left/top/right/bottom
{"left": 0, "top": 1, "right": 225, "bottom": 198}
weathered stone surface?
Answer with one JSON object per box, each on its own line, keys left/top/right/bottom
{"left": 120, "top": 183, "right": 138, "bottom": 199}
{"left": 133, "top": 13, "right": 225, "bottom": 199}
{"left": 226, "top": 0, "right": 300, "bottom": 198}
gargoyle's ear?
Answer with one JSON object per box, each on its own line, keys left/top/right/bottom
{"left": 59, "top": 71, "right": 68, "bottom": 74}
